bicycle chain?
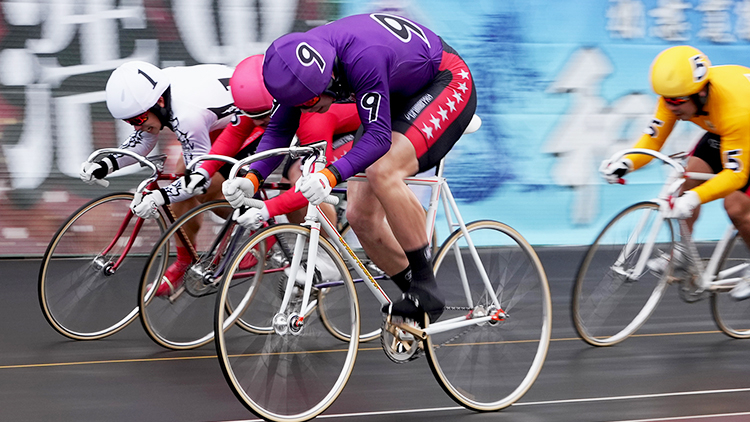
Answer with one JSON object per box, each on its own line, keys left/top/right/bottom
{"left": 430, "top": 306, "right": 478, "bottom": 348}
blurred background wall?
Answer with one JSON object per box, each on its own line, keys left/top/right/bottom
{"left": 0, "top": 0, "right": 747, "bottom": 256}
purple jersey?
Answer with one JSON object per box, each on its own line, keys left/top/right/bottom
{"left": 253, "top": 13, "right": 444, "bottom": 181}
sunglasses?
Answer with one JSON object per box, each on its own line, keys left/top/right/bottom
{"left": 663, "top": 96, "right": 690, "bottom": 106}
{"left": 239, "top": 108, "right": 273, "bottom": 119}
{"left": 297, "top": 77, "right": 338, "bottom": 109}
{"left": 124, "top": 111, "right": 149, "bottom": 126}
{"left": 297, "top": 95, "right": 322, "bottom": 109}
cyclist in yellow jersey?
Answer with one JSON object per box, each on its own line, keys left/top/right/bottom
{"left": 600, "top": 45, "right": 750, "bottom": 299}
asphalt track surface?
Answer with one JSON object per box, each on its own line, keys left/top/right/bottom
{"left": 4, "top": 247, "right": 750, "bottom": 422}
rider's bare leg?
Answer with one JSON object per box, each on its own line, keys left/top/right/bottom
{"left": 346, "top": 181, "right": 409, "bottom": 275}
{"left": 348, "top": 131, "right": 444, "bottom": 321}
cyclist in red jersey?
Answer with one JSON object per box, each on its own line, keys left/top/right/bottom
{"left": 152, "top": 55, "right": 360, "bottom": 292}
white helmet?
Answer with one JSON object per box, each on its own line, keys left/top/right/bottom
{"left": 105, "top": 61, "right": 170, "bottom": 119}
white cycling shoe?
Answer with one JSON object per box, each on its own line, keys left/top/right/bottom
{"left": 730, "top": 276, "right": 750, "bottom": 301}
{"left": 646, "top": 247, "right": 687, "bottom": 277}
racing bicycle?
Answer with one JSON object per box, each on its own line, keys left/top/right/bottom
{"left": 214, "top": 115, "right": 553, "bottom": 422}
{"left": 572, "top": 148, "right": 750, "bottom": 347}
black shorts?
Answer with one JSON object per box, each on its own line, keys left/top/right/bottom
{"left": 390, "top": 38, "right": 477, "bottom": 174}
{"left": 690, "top": 131, "right": 750, "bottom": 192}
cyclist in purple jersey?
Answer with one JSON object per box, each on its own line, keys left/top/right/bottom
{"left": 223, "top": 13, "right": 477, "bottom": 325}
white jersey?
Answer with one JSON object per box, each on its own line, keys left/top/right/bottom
{"left": 114, "top": 64, "right": 238, "bottom": 203}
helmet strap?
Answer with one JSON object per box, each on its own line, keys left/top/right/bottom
{"left": 149, "top": 87, "right": 173, "bottom": 130}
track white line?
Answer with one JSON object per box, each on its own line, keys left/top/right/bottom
{"left": 216, "top": 387, "right": 750, "bottom": 421}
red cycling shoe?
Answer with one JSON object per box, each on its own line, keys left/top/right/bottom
{"left": 153, "top": 260, "right": 191, "bottom": 297}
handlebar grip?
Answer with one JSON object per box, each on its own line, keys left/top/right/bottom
{"left": 244, "top": 198, "right": 265, "bottom": 209}
{"left": 95, "top": 178, "right": 110, "bottom": 188}
{"left": 323, "top": 195, "right": 339, "bottom": 206}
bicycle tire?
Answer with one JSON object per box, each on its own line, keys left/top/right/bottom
{"left": 39, "top": 192, "right": 168, "bottom": 340}
{"left": 572, "top": 201, "right": 673, "bottom": 346}
{"left": 140, "top": 200, "right": 260, "bottom": 349}
{"left": 712, "top": 232, "right": 750, "bottom": 338}
{"left": 426, "top": 220, "right": 552, "bottom": 411}
{"left": 215, "top": 223, "right": 359, "bottom": 422}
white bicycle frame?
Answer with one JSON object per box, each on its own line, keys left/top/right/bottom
{"left": 225, "top": 115, "right": 503, "bottom": 338}
{"left": 607, "top": 148, "right": 745, "bottom": 293}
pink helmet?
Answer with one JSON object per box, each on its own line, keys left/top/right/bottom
{"left": 230, "top": 55, "right": 274, "bottom": 114}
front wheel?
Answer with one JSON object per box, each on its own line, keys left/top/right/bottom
{"left": 215, "top": 224, "right": 360, "bottom": 422}
{"left": 139, "top": 200, "right": 239, "bottom": 350}
{"left": 712, "top": 232, "right": 750, "bottom": 338}
{"left": 427, "top": 220, "right": 552, "bottom": 411}
{"left": 39, "top": 192, "right": 168, "bottom": 340}
{"left": 572, "top": 201, "right": 674, "bottom": 346}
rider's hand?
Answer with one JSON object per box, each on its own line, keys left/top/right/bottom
{"left": 668, "top": 190, "right": 701, "bottom": 219}
{"left": 599, "top": 158, "right": 633, "bottom": 184}
{"left": 295, "top": 171, "right": 333, "bottom": 206}
{"left": 79, "top": 157, "right": 115, "bottom": 184}
{"left": 233, "top": 205, "right": 270, "bottom": 230}
{"left": 182, "top": 168, "right": 211, "bottom": 196}
{"left": 130, "top": 189, "right": 169, "bottom": 219}
{"left": 222, "top": 177, "right": 259, "bottom": 209}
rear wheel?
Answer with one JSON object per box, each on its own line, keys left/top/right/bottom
{"left": 427, "top": 220, "right": 552, "bottom": 410}
{"left": 712, "top": 232, "right": 750, "bottom": 338}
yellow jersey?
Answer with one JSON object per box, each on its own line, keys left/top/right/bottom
{"left": 628, "top": 65, "right": 750, "bottom": 203}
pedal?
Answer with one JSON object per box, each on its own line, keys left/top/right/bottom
{"left": 381, "top": 314, "right": 423, "bottom": 363}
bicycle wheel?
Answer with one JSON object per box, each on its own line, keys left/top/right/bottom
{"left": 215, "top": 224, "right": 359, "bottom": 422}
{"left": 712, "top": 232, "right": 750, "bottom": 338}
{"left": 317, "top": 222, "right": 393, "bottom": 342}
{"left": 140, "top": 200, "right": 258, "bottom": 349}
{"left": 572, "top": 201, "right": 674, "bottom": 346}
{"left": 39, "top": 192, "right": 168, "bottom": 340}
{"left": 427, "top": 220, "right": 552, "bottom": 411}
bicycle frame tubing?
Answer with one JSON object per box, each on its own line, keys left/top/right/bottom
{"left": 85, "top": 148, "right": 190, "bottom": 270}
{"left": 283, "top": 155, "right": 502, "bottom": 337}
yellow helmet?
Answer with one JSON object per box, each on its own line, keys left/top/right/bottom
{"left": 650, "top": 46, "right": 711, "bottom": 98}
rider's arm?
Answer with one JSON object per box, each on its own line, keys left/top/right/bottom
{"left": 245, "top": 105, "right": 300, "bottom": 186}
{"left": 110, "top": 130, "right": 160, "bottom": 169}
{"left": 691, "top": 121, "right": 750, "bottom": 203}
{"left": 264, "top": 104, "right": 360, "bottom": 217}
{"left": 323, "top": 55, "right": 393, "bottom": 184}
{"left": 199, "top": 116, "right": 263, "bottom": 177}
{"left": 625, "top": 99, "right": 678, "bottom": 170}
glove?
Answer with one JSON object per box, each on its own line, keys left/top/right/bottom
{"left": 295, "top": 172, "right": 333, "bottom": 206}
{"left": 79, "top": 157, "right": 115, "bottom": 184}
{"left": 130, "top": 189, "right": 168, "bottom": 219}
{"left": 222, "top": 177, "right": 258, "bottom": 209}
{"left": 182, "top": 168, "right": 211, "bottom": 195}
{"left": 668, "top": 190, "right": 701, "bottom": 219}
{"left": 233, "top": 205, "right": 270, "bottom": 230}
{"left": 599, "top": 158, "right": 633, "bottom": 184}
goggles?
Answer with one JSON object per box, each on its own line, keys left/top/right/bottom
{"left": 663, "top": 96, "right": 690, "bottom": 106}
{"left": 297, "top": 95, "right": 322, "bottom": 109}
{"left": 239, "top": 108, "right": 273, "bottom": 119}
{"left": 296, "top": 77, "right": 338, "bottom": 109}
{"left": 124, "top": 111, "right": 149, "bottom": 126}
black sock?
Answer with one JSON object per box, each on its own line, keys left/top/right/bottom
{"left": 404, "top": 245, "right": 435, "bottom": 288}
{"left": 390, "top": 266, "right": 412, "bottom": 292}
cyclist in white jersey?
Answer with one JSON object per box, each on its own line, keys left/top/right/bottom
{"left": 79, "top": 61, "right": 247, "bottom": 296}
